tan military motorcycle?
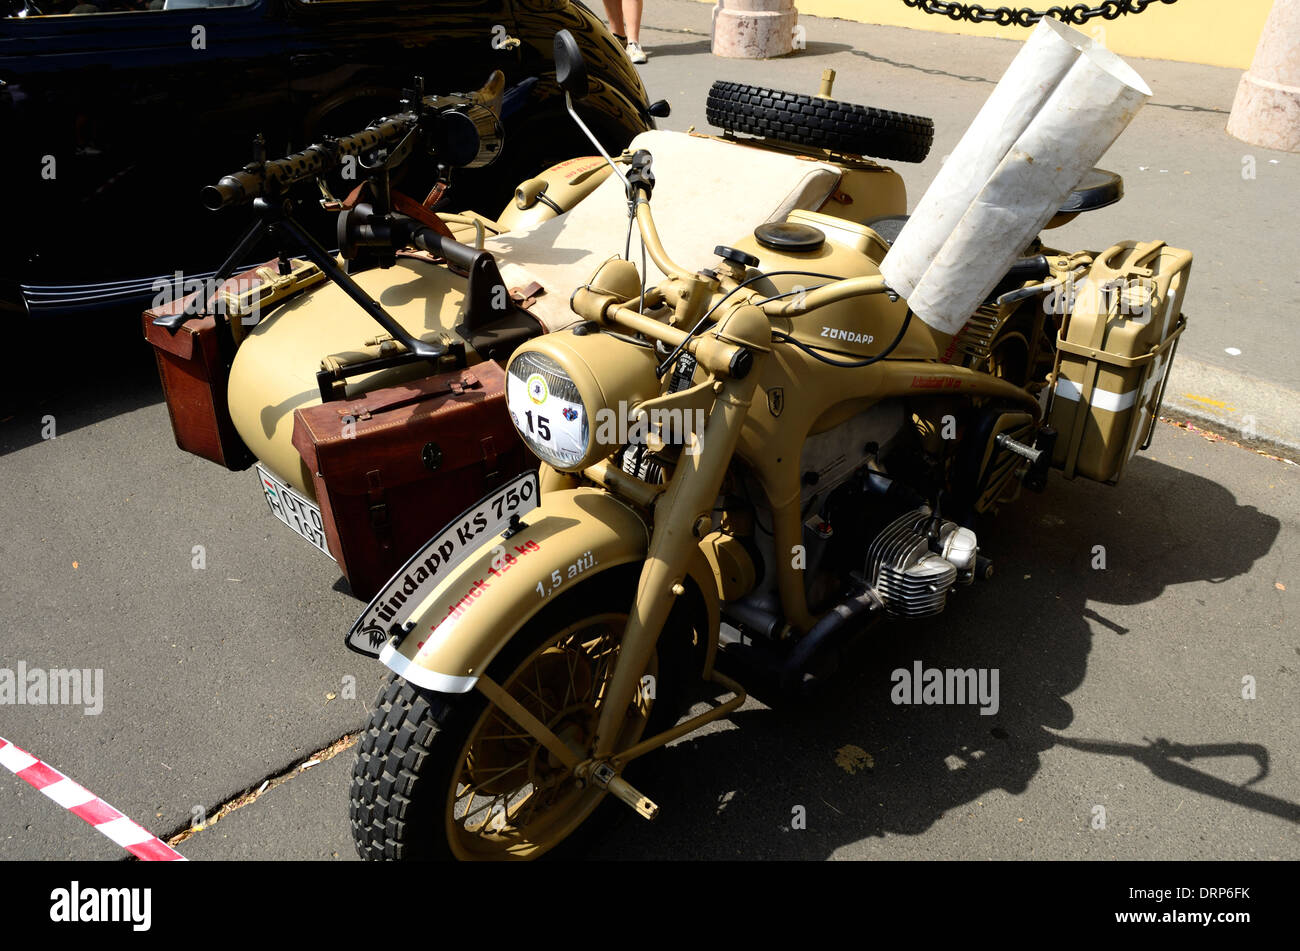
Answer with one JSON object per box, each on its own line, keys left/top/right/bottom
{"left": 345, "top": 28, "right": 1192, "bottom": 859}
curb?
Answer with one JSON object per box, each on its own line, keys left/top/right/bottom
{"left": 1160, "top": 355, "right": 1300, "bottom": 458}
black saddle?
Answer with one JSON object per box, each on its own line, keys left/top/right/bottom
{"left": 866, "top": 168, "right": 1123, "bottom": 246}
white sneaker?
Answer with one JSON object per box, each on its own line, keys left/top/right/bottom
{"left": 626, "top": 41, "right": 648, "bottom": 64}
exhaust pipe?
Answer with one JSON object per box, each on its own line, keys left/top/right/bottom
{"left": 723, "top": 554, "right": 994, "bottom": 694}
{"left": 778, "top": 587, "right": 883, "bottom": 692}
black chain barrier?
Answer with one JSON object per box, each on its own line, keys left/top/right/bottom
{"left": 901, "top": 0, "right": 1179, "bottom": 27}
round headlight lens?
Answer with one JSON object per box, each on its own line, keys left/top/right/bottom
{"left": 506, "top": 350, "right": 590, "bottom": 470}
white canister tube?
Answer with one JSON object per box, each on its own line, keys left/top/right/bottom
{"left": 879, "top": 17, "right": 1092, "bottom": 300}
{"left": 905, "top": 42, "right": 1151, "bottom": 335}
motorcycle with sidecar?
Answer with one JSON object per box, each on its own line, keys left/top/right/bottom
{"left": 146, "top": 23, "right": 1190, "bottom": 862}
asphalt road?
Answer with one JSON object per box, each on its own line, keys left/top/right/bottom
{"left": 1, "top": 1, "right": 1297, "bottom": 861}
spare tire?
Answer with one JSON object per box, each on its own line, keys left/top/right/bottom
{"left": 706, "top": 80, "right": 934, "bottom": 164}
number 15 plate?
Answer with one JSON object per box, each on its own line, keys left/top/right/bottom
{"left": 347, "top": 470, "right": 539, "bottom": 657}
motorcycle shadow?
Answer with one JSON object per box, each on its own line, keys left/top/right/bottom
{"left": 585, "top": 450, "right": 1292, "bottom": 859}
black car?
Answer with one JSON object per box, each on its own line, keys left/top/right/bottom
{"left": 0, "top": 0, "right": 654, "bottom": 316}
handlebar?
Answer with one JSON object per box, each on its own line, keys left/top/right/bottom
{"left": 572, "top": 282, "right": 749, "bottom": 379}
{"left": 633, "top": 197, "right": 692, "bottom": 281}
{"left": 202, "top": 116, "right": 416, "bottom": 211}
{"left": 761, "top": 274, "right": 891, "bottom": 317}
{"left": 629, "top": 182, "right": 893, "bottom": 315}
{"left": 587, "top": 186, "right": 898, "bottom": 377}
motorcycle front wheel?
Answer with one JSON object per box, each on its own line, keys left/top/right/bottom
{"left": 349, "top": 582, "right": 689, "bottom": 861}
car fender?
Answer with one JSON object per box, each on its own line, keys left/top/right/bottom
{"left": 380, "top": 486, "right": 719, "bottom": 693}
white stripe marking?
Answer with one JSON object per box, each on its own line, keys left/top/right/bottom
{"left": 1055, "top": 377, "right": 1138, "bottom": 412}
{"left": 41, "top": 777, "right": 96, "bottom": 809}
{"left": 96, "top": 816, "right": 155, "bottom": 848}
{"left": 0, "top": 743, "right": 38, "bottom": 774}
{"left": 380, "top": 640, "right": 478, "bottom": 694}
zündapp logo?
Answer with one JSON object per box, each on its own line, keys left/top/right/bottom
{"left": 526, "top": 373, "right": 548, "bottom": 405}
{"left": 821, "top": 326, "right": 874, "bottom": 345}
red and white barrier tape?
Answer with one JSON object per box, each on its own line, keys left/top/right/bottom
{"left": 0, "top": 736, "right": 186, "bottom": 861}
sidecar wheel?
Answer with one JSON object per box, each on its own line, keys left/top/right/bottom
{"left": 349, "top": 580, "right": 695, "bottom": 861}
{"left": 706, "top": 80, "right": 934, "bottom": 163}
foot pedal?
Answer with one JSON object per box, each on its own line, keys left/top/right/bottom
{"left": 1023, "top": 426, "right": 1057, "bottom": 492}
{"left": 592, "top": 763, "right": 659, "bottom": 820}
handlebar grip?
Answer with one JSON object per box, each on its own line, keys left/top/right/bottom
{"left": 1005, "top": 254, "right": 1051, "bottom": 283}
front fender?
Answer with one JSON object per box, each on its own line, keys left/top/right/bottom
{"left": 381, "top": 486, "right": 721, "bottom": 693}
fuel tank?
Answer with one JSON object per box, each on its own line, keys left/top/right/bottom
{"left": 727, "top": 212, "right": 946, "bottom": 363}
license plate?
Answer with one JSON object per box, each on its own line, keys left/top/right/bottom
{"left": 255, "top": 464, "right": 334, "bottom": 560}
{"left": 347, "top": 470, "right": 539, "bottom": 657}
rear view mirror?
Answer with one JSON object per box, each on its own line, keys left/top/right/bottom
{"left": 553, "top": 30, "right": 589, "bottom": 101}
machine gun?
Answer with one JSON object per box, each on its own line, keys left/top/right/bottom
{"left": 154, "top": 71, "right": 513, "bottom": 371}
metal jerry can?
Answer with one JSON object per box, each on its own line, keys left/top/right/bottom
{"left": 1049, "top": 240, "right": 1193, "bottom": 484}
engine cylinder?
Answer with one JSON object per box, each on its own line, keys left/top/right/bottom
{"left": 864, "top": 509, "right": 978, "bottom": 618}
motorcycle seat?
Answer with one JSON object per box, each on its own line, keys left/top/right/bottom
{"left": 865, "top": 167, "right": 1123, "bottom": 246}
{"left": 1056, "top": 167, "right": 1124, "bottom": 216}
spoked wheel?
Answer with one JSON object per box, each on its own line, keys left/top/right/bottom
{"left": 445, "top": 610, "right": 652, "bottom": 860}
{"left": 350, "top": 581, "right": 693, "bottom": 861}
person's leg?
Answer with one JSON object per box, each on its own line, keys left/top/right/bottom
{"left": 623, "top": 0, "right": 643, "bottom": 45}
{"left": 602, "top": 0, "right": 626, "bottom": 39}
{"left": 622, "top": 0, "right": 646, "bottom": 62}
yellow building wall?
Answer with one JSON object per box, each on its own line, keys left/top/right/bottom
{"left": 699, "top": 0, "right": 1273, "bottom": 70}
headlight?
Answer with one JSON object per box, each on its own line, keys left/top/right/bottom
{"left": 506, "top": 351, "right": 589, "bottom": 469}
{"left": 505, "top": 331, "right": 663, "bottom": 472}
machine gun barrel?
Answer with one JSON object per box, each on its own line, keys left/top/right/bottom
{"left": 201, "top": 115, "right": 416, "bottom": 211}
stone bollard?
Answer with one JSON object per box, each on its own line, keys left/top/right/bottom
{"left": 1227, "top": 0, "right": 1300, "bottom": 152}
{"left": 711, "top": 0, "right": 799, "bottom": 59}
